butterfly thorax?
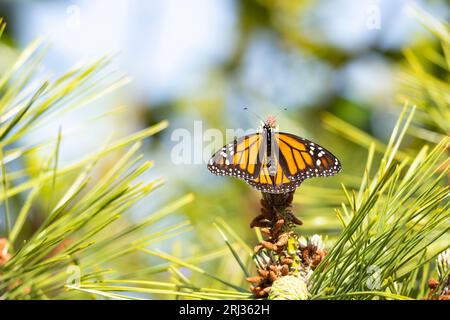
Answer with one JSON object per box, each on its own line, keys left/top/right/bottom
{"left": 260, "top": 115, "right": 278, "bottom": 160}
{"left": 262, "top": 123, "right": 277, "bottom": 175}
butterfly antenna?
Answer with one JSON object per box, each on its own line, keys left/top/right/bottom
{"left": 243, "top": 107, "right": 266, "bottom": 124}
{"left": 273, "top": 107, "right": 288, "bottom": 118}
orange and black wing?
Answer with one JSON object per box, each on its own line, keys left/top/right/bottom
{"left": 275, "top": 132, "right": 341, "bottom": 181}
{"left": 207, "top": 133, "right": 263, "bottom": 181}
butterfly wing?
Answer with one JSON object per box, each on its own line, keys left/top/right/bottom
{"left": 276, "top": 132, "right": 341, "bottom": 181}
{"left": 207, "top": 133, "right": 263, "bottom": 180}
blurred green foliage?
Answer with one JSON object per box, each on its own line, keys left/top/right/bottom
{"left": 0, "top": 1, "right": 449, "bottom": 299}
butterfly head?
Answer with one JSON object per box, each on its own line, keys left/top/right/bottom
{"left": 259, "top": 115, "right": 279, "bottom": 132}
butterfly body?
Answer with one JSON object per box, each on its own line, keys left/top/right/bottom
{"left": 208, "top": 119, "right": 341, "bottom": 194}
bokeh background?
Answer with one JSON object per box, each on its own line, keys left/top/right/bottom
{"left": 0, "top": 0, "right": 448, "bottom": 297}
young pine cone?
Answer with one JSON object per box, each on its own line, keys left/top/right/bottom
{"left": 268, "top": 275, "right": 309, "bottom": 300}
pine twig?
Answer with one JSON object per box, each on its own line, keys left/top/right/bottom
{"left": 248, "top": 192, "right": 326, "bottom": 299}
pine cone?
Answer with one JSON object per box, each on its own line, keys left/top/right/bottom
{"left": 437, "top": 249, "right": 450, "bottom": 297}
{"left": 268, "top": 275, "right": 309, "bottom": 300}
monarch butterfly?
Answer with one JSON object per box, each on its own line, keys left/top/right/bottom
{"left": 207, "top": 115, "right": 341, "bottom": 194}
